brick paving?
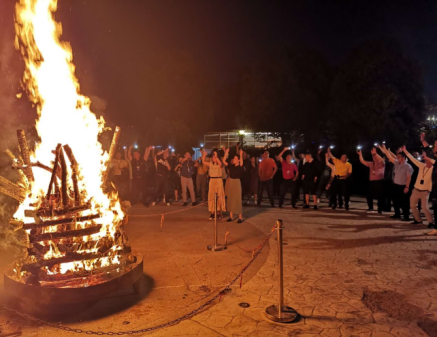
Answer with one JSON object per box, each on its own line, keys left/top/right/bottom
{"left": 156, "top": 198, "right": 437, "bottom": 336}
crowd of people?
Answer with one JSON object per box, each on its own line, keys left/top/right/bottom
{"left": 108, "top": 133, "right": 437, "bottom": 234}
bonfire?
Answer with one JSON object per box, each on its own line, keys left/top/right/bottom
{"left": 1, "top": 0, "right": 141, "bottom": 292}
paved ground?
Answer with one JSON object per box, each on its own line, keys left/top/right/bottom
{"left": 1, "top": 196, "right": 437, "bottom": 336}
{"left": 0, "top": 200, "right": 269, "bottom": 336}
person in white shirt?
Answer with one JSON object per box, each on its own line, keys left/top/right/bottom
{"left": 402, "top": 146, "right": 435, "bottom": 225}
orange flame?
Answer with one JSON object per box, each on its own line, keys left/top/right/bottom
{"left": 14, "top": 0, "right": 124, "bottom": 276}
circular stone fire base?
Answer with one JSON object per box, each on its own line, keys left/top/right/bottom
{"left": 4, "top": 253, "right": 143, "bottom": 315}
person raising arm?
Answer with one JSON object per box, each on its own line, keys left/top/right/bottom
{"left": 327, "top": 147, "right": 352, "bottom": 210}
{"left": 403, "top": 145, "right": 435, "bottom": 225}
{"left": 204, "top": 149, "right": 227, "bottom": 220}
{"left": 257, "top": 151, "right": 277, "bottom": 208}
{"left": 378, "top": 144, "right": 396, "bottom": 164}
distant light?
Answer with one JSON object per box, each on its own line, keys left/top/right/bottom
{"left": 239, "top": 130, "right": 246, "bottom": 135}
{"left": 319, "top": 145, "right": 323, "bottom": 149}
{"left": 200, "top": 143, "right": 204, "bottom": 147}
{"left": 123, "top": 146, "right": 126, "bottom": 150}
{"left": 382, "top": 141, "right": 386, "bottom": 144}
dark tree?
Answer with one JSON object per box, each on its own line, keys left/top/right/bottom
{"left": 139, "top": 118, "right": 194, "bottom": 153}
{"left": 239, "top": 47, "right": 333, "bottom": 141}
{"left": 328, "top": 39, "right": 425, "bottom": 150}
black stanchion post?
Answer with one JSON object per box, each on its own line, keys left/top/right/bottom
{"left": 207, "top": 193, "right": 226, "bottom": 252}
{"left": 265, "top": 219, "right": 299, "bottom": 323}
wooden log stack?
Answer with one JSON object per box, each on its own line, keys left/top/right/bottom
{"left": 1, "top": 128, "right": 134, "bottom": 287}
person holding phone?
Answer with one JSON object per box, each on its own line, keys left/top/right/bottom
{"left": 379, "top": 145, "right": 413, "bottom": 221}
{"left": 327, "top": 148, "right": 353, "bottom": 210}
{"left": 202, "top": 148, "right": 226, "bottom": 220}
{"left": 223, "top": 149, "right": 244, "bottom": 222}
{"left": 358, "top": 146, "right": 385, "bottom": 214}
{"left": 127, "top": 145, "right": 151, "bottom": 206}
{"left": 196, "top": 149, "right": 209, "bottom": 202}
{"left": 257, "top": 151, "right": 277, "bottom": 207}
{"left": 154, "top": 147, "right": 172, "bottom": 206}
{"left": 277, "top": 147, "right": 299, "bottom": 208}
{"left": 301, "top": 152, "right": 320, "bottom": 209}
{"left": 402, "top": 146, "right": 434, "bottom": 225}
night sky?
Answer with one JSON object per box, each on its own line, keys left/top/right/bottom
{"left": 1, "top": 0, "right": 437, "bottom": 145}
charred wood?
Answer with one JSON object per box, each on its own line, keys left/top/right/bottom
{"left": 16, "top": 129, "right": 34, "bottom": 182}
{"left": 23, "top": 213, "right": 100, "bottom": 230}
{"left": 29, "top": 225, "right": 102, "bottom": 243}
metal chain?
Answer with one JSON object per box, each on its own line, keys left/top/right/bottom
{"left": 2, "top": 225, "right": 276, "bottom": 335}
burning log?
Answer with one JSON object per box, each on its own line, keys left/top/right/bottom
{"left": 32, "top": 161, "right": 53, "bottom": 173}
{"left": 46, "top": 144, "right": 61, "bottom": 201}
{"left": 6, "top": 149, "right": 28, "bottom": 184}
{"left": 22, "top": 247, "right": 131, "bottom": 273}
{"left": 23, "top": 213, "right": 100, "bottom": 230}
{"left": 39, "top": 259, "right": 129, "bottom": 283}
{"left": 58, "top": 148, "right": 68, "bottom": 207}
{"left": 0, "top": 176, "right": 26, "bottom": 202}
{"left": 63, "top": 145, "right": 80, "bottom": 206}
{"left": 27, "top": 242, "right": 132, "bottom": 257}
{"left": 29, "top": 225, "right": 102, "bottom": 243}
{"left": 17, "top": 129, "right": 34, "bottom": 182}
{"left": 102, "top": 126, "right": 121, "bottom": 189}
{"left": 24, "top": 203, "right": 91, "bottom": 218}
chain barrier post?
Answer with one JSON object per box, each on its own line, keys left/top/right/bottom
{"left": 207, "top": 193, "right": 226, "bottom": 252}
{"left": 265, "top": 219, "right": 299, "bottom": 323}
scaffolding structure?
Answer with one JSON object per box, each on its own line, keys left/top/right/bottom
{"left": 202, "top": 131, "right": 282, "bottom": 150}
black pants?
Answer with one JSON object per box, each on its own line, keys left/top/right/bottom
{"left": 382, "top": 181, "right": 393, "bottom": 212}
{"left": 392, "top": 184, "right": 410, "bottom": 219}
{"left": 156, "top": 175, "right": 169, "bottom": 202}
{"left": 295, "top": 179, "right": 303, "bottom": 202}
{"left": 130, "top": 177, "right": 145, "bottom": 205}
{"left": 279, "top": 179, "right": 296, "bottom": 207}
{"left": 317, "top": 174, "right": 331, "bottom": 199}
{"left": 257, "top": 179, "right": 274, "bottom": 206}
{"left": 273, "top": 173, "right": 282, "bottom": 198}
{"left": 329, "top": 179, "right": 337, "bottom": 207}
{"left": 367, "top": 180, "right": 384, "bottom": 212}
{"left": 432, "top": 200, "right": 437, "bottom": 225}
{"left": 332, "top": 179, "right": 350, "bottom": 208}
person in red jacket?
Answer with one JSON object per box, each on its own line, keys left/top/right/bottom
{"left": 278, "top": 147, "right": 299, "bottom": 208}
